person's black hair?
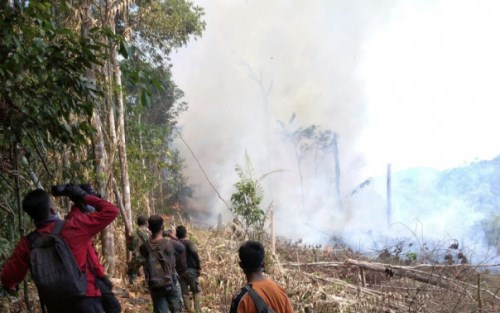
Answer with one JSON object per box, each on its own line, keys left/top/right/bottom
{"left": 148, "top": 215, "right": 164, "bottom": 235}
{"left": 238, "top": 241, "right": 265, "bottom": 273}
{"left": 22, "top": 189, "right": 51, "bottom": 221}
{"left": 176, "top": 225, "right": 187, "bottom": 239}
{"left": 137, "top": 215, "right": 147, "bottom": 226}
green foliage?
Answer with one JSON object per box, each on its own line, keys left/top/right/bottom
{"left": 231, "top": 178, "right": 264, "bottom": 229}
{"left": 406, "top": 252, "right": 417, "bottom": 262}
{"left": 122, "top": 59, "right": 191, "bottom": 214}
{"left": 0, "top": 237, "right": 13, "bottom": 263}
{"left": 230, "top": 152, "right": 268, "bottom": 239}
{"left": 129, "top": 0, "right": 206, "bottom": 65}
{"left": 0, "top": 0, "right": 206, "bottom": 274}
{"left": 0, "top": 1, "right": 102, "bottom": 146}
{"left": 0, "top": 1, "right": 105, "bottom": 266}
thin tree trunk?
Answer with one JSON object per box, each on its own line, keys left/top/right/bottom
{"left": 293, "top": 141, "right": 305, "bottom": 210}
{"left": 112, "top": 177, "right": 132, "bottom": 236}
{"left": 91, "top": 110, "right": 116, "bottom": 275}
{"left": 270, "top": 208, "right": 276, "bottom": 255}
{"left": 113, "top": 43, "right": 133, "bottom": 249}
{"left": 138, "top": 114, "right": 151, "bottom": 216}
{"left": 387, "top": 163, "right": 392, "bottom": 226}
{"left": 81, "top": 0, "right": 118, "bottom": 274}
{"left": 21, "top": 155, "right": 43, "bottom": 189}
{"left": 332, "top": 133, "right": 342, "bottom": 210}
{"left": 12, "top": 141, "right": 32, "bottom": 312}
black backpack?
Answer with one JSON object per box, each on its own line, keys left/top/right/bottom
{"left": 244, "top": 284, "right": 276, "bottom": 313}
{"left": 27, "top": 220, "right": 87, "bottom": 305}
{"left": 143, "top": 239, "right": 174, "bottom": 290}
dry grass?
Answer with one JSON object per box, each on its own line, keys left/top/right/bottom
{"left": 2, "top": 220, "right": 499, "bottom": 313}
{"left": 185, "top": 222, "right": 500, "bottom": 313}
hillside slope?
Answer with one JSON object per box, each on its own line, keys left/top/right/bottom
{"left": 347, "top": 156, "right": 500, "bottom": 260}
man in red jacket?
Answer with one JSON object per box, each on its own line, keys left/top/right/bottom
{"left": 67, "top": 204, "right": 122, "bottom": 313}
{"left": 0, "top": 185, "right": 118, "bottom": 313}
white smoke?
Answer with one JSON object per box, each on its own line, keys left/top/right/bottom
{"left": 170, "top": 0, "right": 500, "bottom": 261}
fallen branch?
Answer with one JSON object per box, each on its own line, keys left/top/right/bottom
{"left": 282, "top": 261, "right": 344, "bottom": 267}
{"left": 410, "top": 263, "right": 500, "bottom": 269}
{"left": 345, "top": 259, "right": 500, "bottom": 302}
{"left": 299, "top": 271, "right": 382, "bottom": 297}
{"left": 299, "top": 271, "right": 408, "bottom": 311}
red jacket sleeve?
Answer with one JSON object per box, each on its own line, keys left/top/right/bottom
{"left": 0, "top": 237, "right": 31, "bottom": 290}
{"left": 63, "top": 195, "right": 119, "bottom": 242}
{"left": 59, "top": 196, "right": 118, "bottom": 271}
{"left": 66, "top": 205, "right": 106, "bottom": 277}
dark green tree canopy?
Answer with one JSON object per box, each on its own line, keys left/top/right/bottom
{"left": 0, "top": 1, "right": 102, "bottom": 146}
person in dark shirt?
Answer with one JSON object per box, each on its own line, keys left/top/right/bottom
{"left": 127, "top": 215, "right": 151, "bottom": 284}
{"left": 175, "top": 225, "right": 203, "bottom": 313}
{"left": 163, "top": 228, "right": 187, "bottom": 309}
{"left": 140, "top": 215, "right": 184, "bottom": 313}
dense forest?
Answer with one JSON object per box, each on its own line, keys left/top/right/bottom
{"left": 0, "top": 0, "right": 204, "bottom": 276}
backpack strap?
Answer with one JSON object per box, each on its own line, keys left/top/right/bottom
{"left": 244, "top": 284, "right": 274, "bottom": 313}
{"left": 137, "top": 229, "right": 149, "bottom": 244}
{"left": 27, "top": 220, "right": 66, "bottom": 244}
{"left": 142, "top": 238, "right": 154, "bottom": 255}
{"left": 143, "top": 238, "right": 169, "bottom": 261}
{"left": 27, "top": 231, "right": 39, "bottom": 244}
{"left": 51, "top": 220, "right": 67, "bottom": 235}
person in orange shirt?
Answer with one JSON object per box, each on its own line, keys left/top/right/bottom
{"left": 229, "top": 241, "right": 294, "bottom": 313}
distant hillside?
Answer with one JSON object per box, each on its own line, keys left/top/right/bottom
{"left": 438, "top": 156, "right": 500, "bottom": 213}
{"left": 347, "top": 156, "right": 500, "bottom": 258}
{"left": 389, "top": 156, "right": 500, "bottom": 218}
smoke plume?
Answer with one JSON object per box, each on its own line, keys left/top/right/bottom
{"left": 171, "top": 0, "right": 500, "bottom": 262}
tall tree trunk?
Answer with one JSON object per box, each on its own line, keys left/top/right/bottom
{"left": 293, "top": 141, "right": 305, "bottom": 210}
{"left": 113, "top": 43, "right": 133, "bottom": 249}
{"left": 82, "top": 0, "right": 117, "bottom": 275}
{"left": 138, "top": 114, "right": 152, "bottom": 216}
{"left": 91, "top": 109, "right": 116, "bottom": 275}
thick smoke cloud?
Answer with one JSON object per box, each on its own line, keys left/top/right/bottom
{"left": 171, "top": 0, "right": 500, "bottom": 261}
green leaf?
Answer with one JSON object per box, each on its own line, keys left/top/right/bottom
{"left": 141, "top": 90, "right": 152, "bottom": 107}
{"left": 119, "top": 39, "right": 129, "bottom": 59}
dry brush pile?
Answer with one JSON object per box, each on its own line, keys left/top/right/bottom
{"left": 2, "top": 221, "right": 499, "bottom": 313}
{"left": 193, "top": 223, "right": 500, "bottom": 313}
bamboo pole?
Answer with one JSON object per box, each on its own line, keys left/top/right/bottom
{"left": 477, "top": 273, "right": 483, "bottom": 312}
{"left": 270, "top": 208, "right": 276, "bottom": 255}
{"left": 217, "top": 213, "right": 222, "bottom": 230}
{"left": 387, "top": 163, "right": 392, "bottom": 226}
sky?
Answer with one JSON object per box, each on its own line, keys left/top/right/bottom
{"left": 169, "top": 0, "right": 500, "bottom": 256}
